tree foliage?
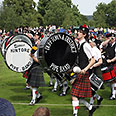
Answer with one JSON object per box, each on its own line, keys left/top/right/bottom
{"left": 43, "top": 0, "right": 82, "bottom": 27}
{"left": 0, "top": 5, "right": 22, "bottom": 31}
{"left": 0, "top": 0, "right": 115, "bottom": 31}
{"left": 44, "top": 0, "right": 68, "bottom": 26}
{"left": 93, "top": 0, "right": 116, "bottom": 27}
{"left": 37, "top": 0, "right": 50, "bottom": 16}
{"left": 0, "top": 0, "right": 43, "bottom": 31}
{"left": 105, "top": 0, "right": 116, "bottom": 27}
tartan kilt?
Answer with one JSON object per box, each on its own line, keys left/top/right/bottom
{"left": 113, "top": 63, "right": 116, "bottom": 82}
{"left": 27, "top": 63, "right": 46, "bottom": 87}
{"left": 70, "top": 72, "right": 92, "bottom": 98}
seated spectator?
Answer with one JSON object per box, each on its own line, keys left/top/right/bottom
{"left": 33, "top": 107, "right": 50, "bottom": 116}
{"left": 0, "top": 98, "right": 15, "bottom": 116}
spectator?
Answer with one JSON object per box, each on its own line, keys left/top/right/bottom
{"left": 33, "top": 107, "right": 50, "bottom": 116}
{"left": 0, "top": 98, "right": 15, "bottom": 116}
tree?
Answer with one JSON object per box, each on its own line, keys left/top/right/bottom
{"left": 44, "top": 0, "right": 68, "bottom": 26}
{"left": 105, "top": 0, "right": 116, "bottom": 27}
{"left": 60, "top": 0, "right": 72, "bottom": 7}
{"left": 93, "top": 3, "right": 108, "bottom": 27}
{"left": 0, "top": 6, "right": 22, "bottom": 31}
{"left": 37, "top": 0, "right": 50, "bottom": 16}
{"left": 3, "top": 0, "right": 36, "bottom": 15}
{"left": 1, "top": 0, "right": 43, "bottom": 28}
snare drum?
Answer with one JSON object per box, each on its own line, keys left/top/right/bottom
{"left": 101, "top": 65, "right": 116, "bottom": 82}
{"left": 89, "top": 73, "right": 103, "bottom": 91}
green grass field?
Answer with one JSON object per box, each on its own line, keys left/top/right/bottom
{"left": 0, "top": 53, "right": 116, "bottom": 116}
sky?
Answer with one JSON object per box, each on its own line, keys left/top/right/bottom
{"left": 71, "top": 0, "right": 112, "bottom": 15}
{"left": 0, "top": 0, "right": 113, "bottom": 15}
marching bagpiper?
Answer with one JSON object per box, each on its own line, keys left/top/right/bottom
{"left": 71, "top": 24, "right": 96, "bottom": 116}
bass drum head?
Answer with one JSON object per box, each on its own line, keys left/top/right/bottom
{"left": 5, "top": 40, "right": 33, "bottom": 72}
{"left": 38, "top": 33, "right": 78, "bottom": 73}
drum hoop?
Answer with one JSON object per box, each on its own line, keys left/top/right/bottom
{"left": 5, "top": 40, "right": 33, "bottom": 72}
{"left": 0, "top": 36, "right": 11, "bottom": 57}
{"left": 10, "top": 34, "right": 32, "bottom": 46}
{"left": 5, "top": 35, "right": 14, "bottom": 48}
{"left": 102, "top": 66, "right": 114, "bottom": 73}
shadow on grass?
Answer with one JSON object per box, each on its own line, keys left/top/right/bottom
{"left": 50, "top": 106, "right": 89, "bottom": 116}
{"left": 10, "top": 95, "right": 30, "bottom": 102}
{"left": 7, "top": 82, "right": 25, "bottom": 86}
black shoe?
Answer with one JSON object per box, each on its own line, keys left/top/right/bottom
{"left": 23, "top": 87, "right": 30, "bottom": 90}
{"left": 59, "top": 93, "right": 66, "bottom": 96}
{"left": 65, "top": 86, "right": 70, "bottom": 93}
{"left": 29, "top": 99, "right": 35, "bottom": 106}
{"left": 97, "top": 97, "right": 103, "bottom": 108}
{"left": 48, "top": 83, "right": 53, "bottom": 87}
{"left": 89, "top": 106, "right": 97, "bottom": 116}
{"left": 35, "top": 96, "right": 43, "bottom": 103}
{"left": 52, "top": 88, "right": 57, "bottom": 92}
{"left": 59, "top": 87, "right": 70, "bottom": 96}
{"left": 73, "top": 114, "right": 77, "bottom": 116}
{"left": 109, "top": 96, "right": 115, "bottom": 100}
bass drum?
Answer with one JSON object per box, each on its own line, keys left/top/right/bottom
{"left": 1, "top": 35, "right": 14, "bottom": 57}
{"left": 37, "top": 33, "right": 78, "bottom": 73}
{"left": 5, "top": 40, "right": 33, "bottom": 72}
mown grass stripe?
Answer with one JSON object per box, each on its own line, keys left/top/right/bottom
{"left": 12, "top": 103, "right": 116, "bottom": 106}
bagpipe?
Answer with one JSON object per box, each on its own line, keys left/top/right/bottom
{"left": 0, "top": 34, "right": 33, "bottom": 72}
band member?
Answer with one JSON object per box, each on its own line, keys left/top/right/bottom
{"left": 27, "top": 32, "right": 46, "bottom": 105}
{"left": 89, "top": 39, "right": 103, "bottom": 107}
{"left": 71, "top": 24, "right": 96, "bottom": 116}
{"left": 59, "top": 80, "right": 70, "bottom": 96}
{"left": 100, "top": 33, "right": 116, "bottom": 100}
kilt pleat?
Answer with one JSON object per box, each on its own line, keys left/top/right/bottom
{"left": 71, "top": 72, "right": 92, "bottom": 98}
{"left": 27, "top": 64, "right": 46, "bottom": 87}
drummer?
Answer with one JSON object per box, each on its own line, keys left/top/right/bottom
{"left": 71, "top": 24, "right": 96, "bottom": 116}
{"left": 89, "top": 39, "right": 103, "bottom": 107}
{"left": 100, "top": 33, "right": 116, "bottom": 100}
{"left": 27, "top": 32, "right": 46, "bottom": 105}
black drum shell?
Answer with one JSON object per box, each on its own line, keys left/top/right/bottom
{"left": 37, "top": 33, "right": 78, "bottom": 73}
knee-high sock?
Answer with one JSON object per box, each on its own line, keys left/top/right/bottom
{"left": 32, "top": 88, "right": 38, "bottom": 100}
{"left": 50, "top": 76, "right": 53, "bottom": 85}
{"left": 90, "top": 96, "right": 96, "bottom": 105}
{"left": 54, "top": 78, "right": 58, "bottom": 89}
{"left": 72, "top": 100, "right": 79, "bottom": 115}
{"left": 94, "top": 94, "right": 101, "bottom": 100}
{"left": 111, "top": 83, "right": 116, "bottom": 98}
{"left": 62, "top": 81, "right": 68, "bottom": 94}
{"left": 79, "top": 99, "right": 92, "bottom": 110}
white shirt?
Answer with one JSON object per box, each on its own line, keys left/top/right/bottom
{"left": 92, "top": 46, "right": 102, "bottom": 61}
{"left": 79, "top": 39, "right": 94, "bottom": 60}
